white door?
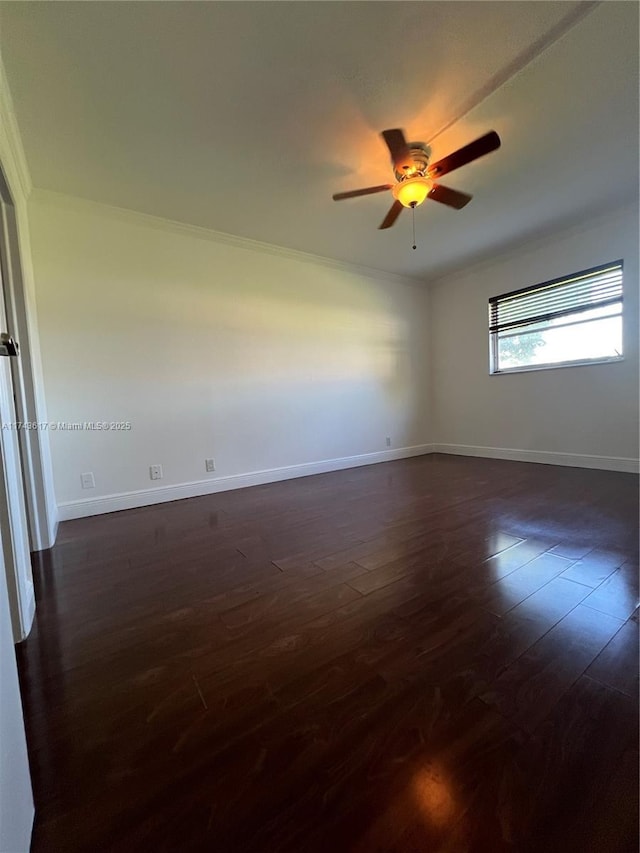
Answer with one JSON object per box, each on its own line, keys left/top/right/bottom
{"left": 0, "top": 543, "right": 34, "bottom": 851}
{"left": 0, "top": 251, "right": 33, "bottom": 641}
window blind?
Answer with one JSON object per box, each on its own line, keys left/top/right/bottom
{"left": 489, "top": 261, "right": 623, "bottom": 334}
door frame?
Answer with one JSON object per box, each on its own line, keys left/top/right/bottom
{"left": 0, "top": 168, "right": 53, "bottom": 553}
{"left": 0, "top": 164, "right": 55, "bottom": 639}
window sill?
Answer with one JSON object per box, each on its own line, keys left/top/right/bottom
{"left": 490, "top": 356, "right": 624, "bottom": 376}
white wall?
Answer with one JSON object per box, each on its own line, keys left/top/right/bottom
{"left": 0, "top": 558, "right": 33, "bottom": 853}
{"left": 27, "top": 193, "right": 431, "bottom": 517}
{"left": 430, "top": 204, "right": 639, "bottom": 469}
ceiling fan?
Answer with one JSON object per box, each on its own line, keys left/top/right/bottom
{"left": 332, "top": 128, "right": 501, "bottom": 229}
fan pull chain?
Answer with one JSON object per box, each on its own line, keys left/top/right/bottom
{"left": 411, "top": 203, "right": 417, "bottom": 250}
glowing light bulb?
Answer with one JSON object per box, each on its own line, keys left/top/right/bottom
{"left": 392, "top": 176, "right": 432, "bottom": 208}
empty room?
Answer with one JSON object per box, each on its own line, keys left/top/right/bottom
{"left": 0, "top": 2, "right": 638, "bottom": 851}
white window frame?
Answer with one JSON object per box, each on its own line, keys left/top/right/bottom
{"left": 489, "top": 260, "right": 624, "bottom": 375}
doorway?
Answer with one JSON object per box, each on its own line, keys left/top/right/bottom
{"left": 0, "top": 165, "right": 52, "bottom": 641}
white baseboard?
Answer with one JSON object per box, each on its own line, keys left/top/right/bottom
{"left": 30, "top": 509, "right": 58, "bottom": 551}
{"left": 48, "top": 516, "right": 59, "bottom": 549}
{"left": 19, "top": 583, "right": 35, "bottom": 641}
{"left": 431, "top": 443, "right": 639, "bottom": 474}
{"left": 56, "top": 444, "right": 434, "bottom": 521}
{"left": 55, "top": 441, "right": 638, "bottom": 522}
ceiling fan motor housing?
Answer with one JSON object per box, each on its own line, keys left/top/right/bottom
{"left": 394, "top": 142, "right": 431, "bottom": 181}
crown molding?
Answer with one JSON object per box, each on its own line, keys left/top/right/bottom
{"left": 29, "top": 188, "right": 428, "bottom": 289}
{"left": 0, "top": 53, "right": 32, "bottom": 201}
{"left": 426, "top": 197, "right": 638, "bottom": 287}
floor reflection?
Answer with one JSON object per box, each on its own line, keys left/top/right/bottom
{"left": 412, "top": 763, "right": 456, "bottom": 828}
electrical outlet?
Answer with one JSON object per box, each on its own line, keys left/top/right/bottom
{"left": 80, "top": 472, "right": 95, "bottom": 489}
{"left": 205, "top": 458, "right": 216, "bottom": 473}
{"left": 149, "top": 464, "right": 163, "bottom": 481}
{"left": 386, "top": 437, "right": 391, "bottom": 447}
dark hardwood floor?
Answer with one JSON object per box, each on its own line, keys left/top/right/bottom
{"left": 17, "top": 454, "right": 639, "bottom": 852}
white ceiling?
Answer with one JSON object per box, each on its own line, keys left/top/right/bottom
{"left": 1, "top": 1, "right": 638, "bottom": 281}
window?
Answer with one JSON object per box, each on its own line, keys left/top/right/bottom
{"left": 489, "top": 260, "right": 623, "bottom": 374}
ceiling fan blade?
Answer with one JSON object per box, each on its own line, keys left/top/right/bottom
{"left": 332, "top": 184, "right": 392, "bottom": 201}
{"left": 427, "top": 183, "right": 473, "bottom": 209}
{"left": 428, "top": 131, "right": 501, "bottom": 178}
{"left": 381, "top": 129, "right": 413, "bottom": 173}
{"left": 379, "top": 200, "right": 404, "bottom": 230}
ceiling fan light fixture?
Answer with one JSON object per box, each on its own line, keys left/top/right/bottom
{"left": 393, "top": 176, "right": 432, "bottom": 208}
